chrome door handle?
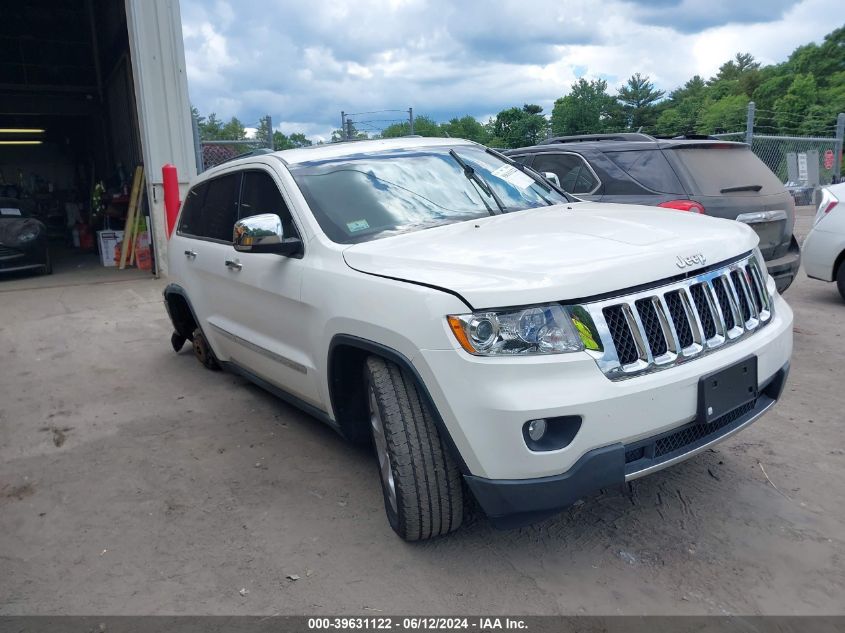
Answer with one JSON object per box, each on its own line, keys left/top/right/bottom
{"left": 184, "top": 250, "right": 197, "bottom": 259}
{"left": 225, "top": 259, "right": 242, "bottom": 271}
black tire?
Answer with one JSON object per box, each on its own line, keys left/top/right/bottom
{"left": 365, "top": 356, "right": 463, "bottom": 540}
{"left": 837, "top": 259, "right": 845, "bottom": 302}
{"left": 192, "top": 327, "right": 221, "bottom": 370}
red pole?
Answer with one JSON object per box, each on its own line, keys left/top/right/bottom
{"left": 162, "top": 164, "right": 180, "bottom": 238}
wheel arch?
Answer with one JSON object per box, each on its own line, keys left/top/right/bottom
{"left": 833, "top": 248, "right": 845, "bottom": 282}
{"left": 327, "top": 334, "right": 470, "bottom": 473}
{"left": 163, "top": 283, "right": 199, "bottom": 341}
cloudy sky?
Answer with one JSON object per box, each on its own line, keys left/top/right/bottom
{"left": 180, "top": 0, "right": 839, "bottom": 142}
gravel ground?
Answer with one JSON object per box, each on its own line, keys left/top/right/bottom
{"left": 1, "top": 205, "right": 843, "bottom": 615}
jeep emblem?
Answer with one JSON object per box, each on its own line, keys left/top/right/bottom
{"left": 676, "top": 253, "right": 706, "bottom": 269}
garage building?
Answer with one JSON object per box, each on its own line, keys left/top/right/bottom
{"left": 0, "top": 0, "right": 194, "bottom": 279}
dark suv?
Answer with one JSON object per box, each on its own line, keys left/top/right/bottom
{"left": 506, "top": 133, "right": 801, "bottom": 292}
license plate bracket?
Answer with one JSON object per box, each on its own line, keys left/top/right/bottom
{"left": 698, "top": 356, "right": 758, "bottom": 424}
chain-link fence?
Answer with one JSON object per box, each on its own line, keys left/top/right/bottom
{"left": 712, "top": 104, "right": 844, "bottom": 202}
{"left": 192, "top": 113, "right": 275, "bottom": 173}
{"left": 713, "top": 131, "right": 840, "bottom": 188}
{"left": 198, "top": 140, "right": 270, "bottom": 171}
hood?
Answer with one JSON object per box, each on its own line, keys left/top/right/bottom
{"left": 342, "top": 202, "right": 758, "bottom": 308}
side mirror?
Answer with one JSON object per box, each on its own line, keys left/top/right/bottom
{"left": 543, "top": 172, "right": 561, "bottom": 187}
{"left": 233, "top": 213, "right": 302, "bottom": 257}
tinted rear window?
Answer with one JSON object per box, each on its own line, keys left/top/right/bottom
{"left": 604, "top": 150, "right": 684, "bottom": 194}
{"left": 668, "top": 147, "right": 784, "bottom": 196}
{"left": 178, "top": 182, "right": 208, "bottom": 237}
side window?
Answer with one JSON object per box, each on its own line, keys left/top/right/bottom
{"left": 202, "top": 173, "right": 241, "bottom": 242}
{"left": 605, "top": 150, "right": 684, "bottom": 194}
{"left": 239, "top": 170, "right": 300, "bottom": 239}
{"left": 531, "top": 153, "right": 599, "bottom": 194}
{"left": 177, "top": 182, "right": 208, "bottom": 237}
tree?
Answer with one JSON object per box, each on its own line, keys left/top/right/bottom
{"left": 654, "top": 75, "right": 707, "bottom": 136}
{"left": 221, "top": 117, "right": 247, "bottom": 140}
{"left": 331, "top": 120, "right": 368, "bottom": 142}
{"left": 198, "top": 112, "right": 224, "bottom": 139}
{"left": 255, "top": 115, "right": 273, "bottom": 148}
{"left": 696, "top": 94, "right": 748, "bottom": 134}
{"left": 715, "top": 53, "right": 761, "bottom": 82}
{"left": 440, "top": 116, "right": 490, "bottom": 143}
{"left": 787, "top": 27, "right": 845, "bottom": 89}
{"left": 774, "top": 74, "right": 818, "bottom": 134}
{"left": 381, "top": 115, "right": 441, "bottom": 138}
{"left": 707, "top": 53, "right": 762, "bottom": 100}
{"left": 273, "top": 131, "right": 313, "bottom": 150}
{"left": 550, "top": 78, "right": 621, "bottom": 136}
{"left": 617, "top": 73, "right": 665, "bottom": 131}
{"left": 489, "top": 104, "right": 548, "bottom": 148}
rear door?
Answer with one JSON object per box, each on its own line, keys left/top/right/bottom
{"left": 176, "top": 172, "right": 243, "bottom": 358}
{"left": 665, "top": 146, "right": 794, "bottom": 259}
{"left": 171, "top": 180, "right": 213, "bottom": 325}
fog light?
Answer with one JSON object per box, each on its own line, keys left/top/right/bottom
{"left": 527, "top": 419, "right": 547, "bottom": 442}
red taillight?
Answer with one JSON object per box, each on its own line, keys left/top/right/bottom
{"left": 657, "top": 199, "right": 706, "bottom": 214}
{"left": 822, "top": 200, "right": 838, "bottom": 215}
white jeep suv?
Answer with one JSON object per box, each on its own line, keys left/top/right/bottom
{"left": 164, "top": 138, "right": 793, "bottom": 540}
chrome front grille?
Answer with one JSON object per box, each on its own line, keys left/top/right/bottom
{"left": 575, "top": 254, "right": 773, "bottom": 380}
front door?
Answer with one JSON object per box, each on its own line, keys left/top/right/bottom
{"left": 207, "top": 168, "right": 321, "bottom": 409}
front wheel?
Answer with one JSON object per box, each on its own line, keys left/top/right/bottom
{"left": 837, "top": 259, "right": 845, "bottom": 302}
{"left": 365, "top": 356, "right": 463, "bottom": 541}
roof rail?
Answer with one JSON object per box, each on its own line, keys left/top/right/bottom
{"left": 538, "top": 133, "right": 655, "bottom": 145}
{"left": 654, "top": 134, "right": 719, "bottom": 140}
{"left": 214, "top": 147, "right": 275, "bottom": 167}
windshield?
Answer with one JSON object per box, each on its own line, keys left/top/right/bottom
{"left": 669, "top": 147, "right": 785, "bottom": 196}
{"left": 290, "top": 145, "right": 569, "bottom": 243}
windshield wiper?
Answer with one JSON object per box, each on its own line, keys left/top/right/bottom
{"left": 720, "top": 184, "right": 762, "bottom": 193}
{"left": 449, "top": 149, "right": 505, "bottom": 214}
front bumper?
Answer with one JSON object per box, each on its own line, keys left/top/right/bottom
{"left": 0, "top": 243, "right": 47, "bottom": 274}
{"left": 417, "top": 294, "right": 792, "bottom": 480}
{"left": 766, "top": 235, "right": 801, "bottom": 293}
{"left": 465, "top": 363, "right": 789, "bottom": 527}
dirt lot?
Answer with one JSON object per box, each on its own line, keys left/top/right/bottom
{"left": 1, "top": 206, "right": 843, "bottom": 615}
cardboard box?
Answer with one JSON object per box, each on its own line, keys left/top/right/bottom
{"left": 97, "top": 230, "right": 124, "bottom": 267}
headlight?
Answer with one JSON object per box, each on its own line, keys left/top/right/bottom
{"left": 18, "top": 231, "right": 38, "bottom": 242}
{"left": 753, "top": 247, "right": 776, "bottom": 299}
{"left": 753, "top": 247, "right": 768, "bottom": 279}
{"left": 447, "top": 304, "right": 585, "bottom": 356}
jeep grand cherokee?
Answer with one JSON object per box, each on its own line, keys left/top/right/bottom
{"left": 164, "top": 138, "right": 792, "bottom": 540}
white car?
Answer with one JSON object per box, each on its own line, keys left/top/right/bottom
{"left": 803, "top": 182, "right": 845, "bottom": 300}
{"left": 164, "top": 138, "right": 793, "bottom": 540}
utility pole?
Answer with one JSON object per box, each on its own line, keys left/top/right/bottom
{"left": 340, "top": 111, "right": 346, "bottom": 141}
{"left": 346, "top": 117, "right": 354, "bottom": 141}
{"left": 266, "top": 115, "right": 274, "bottom": 150}
{"left": 409, "top": 107, "right": 414, "bottom": 135}
{"left": 745, "top": 101, "right": 755, "bottom": 147}
{"left": 834, "top": 112, "right": 845, "bottom": 182}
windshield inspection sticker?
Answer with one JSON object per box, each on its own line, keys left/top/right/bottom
{"left": 491, "top": 164, "right": 535, "bottom": 189}
{"left": 346, "top": 219, "right": 370, "bottom": 233}
{"left": 0, "top": 208, "right": 22, "bottom": 216}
